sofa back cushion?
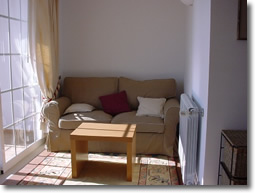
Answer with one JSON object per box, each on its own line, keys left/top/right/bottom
{"left": 63, "top": 77, "right": 118, "bottom": 109}
{"left": 119, "top": 77, "right": 176, "bottom": 109}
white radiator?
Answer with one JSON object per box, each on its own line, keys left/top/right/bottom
{"left": 178, "top": 94, "right": 202, "bottom": 185}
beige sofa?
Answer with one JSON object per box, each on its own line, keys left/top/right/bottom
{"left": 43, "top": 77, "right": 180, "bottom": 156}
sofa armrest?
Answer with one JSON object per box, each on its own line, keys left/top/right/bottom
{"left": 42, "top": 97, "right": 71, "bottom": 131}
{"left": 163, "top": 98, "right": 180, "bottom": 156}
{"left": 163, "top": 98, "right": 180, "bottom": 125}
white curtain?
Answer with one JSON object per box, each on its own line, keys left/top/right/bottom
{"left": 28, "top": 0, "right": 59, "bottom": 132}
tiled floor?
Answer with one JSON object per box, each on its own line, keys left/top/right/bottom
{"left": 1, "top": 150, "right": 69, "bottom": 185}
{"left": 1, "top": 150, "right": 183, "bottom": 185}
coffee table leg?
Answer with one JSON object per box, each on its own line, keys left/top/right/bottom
{"left": 127, "top": 133, "right": 136, "bottom": 181}
{"left": 71, "top": 139, "right": 88, "bottom": 178}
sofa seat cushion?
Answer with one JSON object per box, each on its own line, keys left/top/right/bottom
{"left": 59, "top": 110, "right": 112, "bottom": 130}
{"left": 111, "top": 111, "right": 164, "bottom": 134}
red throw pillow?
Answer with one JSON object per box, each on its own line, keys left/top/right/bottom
{"left": 99, "top": 91, "right": 131, "bottom": 116}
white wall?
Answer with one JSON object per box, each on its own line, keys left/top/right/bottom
{"left": 184, "top": 0, "right": 211, "bottom": 185}
{"left": 204, "top": 0, "right": 247, "bottom": 185}
{"left": 59, "top": 0, "right": 188, "bottom": 97}
{"left": 185, "top": 0, "right": 247, "bottom": 185}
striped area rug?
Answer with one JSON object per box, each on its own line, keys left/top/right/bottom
{"left": 2, "top": 150, "right": 182, "bottom": 185}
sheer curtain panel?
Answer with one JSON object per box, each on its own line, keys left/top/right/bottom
{"left": 28, "top": 0, "right": 59, "bottom": 133}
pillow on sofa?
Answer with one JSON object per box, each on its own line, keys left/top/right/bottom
{"left": 136, "top": 96, "right": 166, "bottom": 118}
{"left": 99, "top": 91, "right": 131, "bottom": 116}
{"left": 64, "top": 103, "right": 95, "bottom": 114}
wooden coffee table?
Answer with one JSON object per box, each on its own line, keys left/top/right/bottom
{"left": 70, "top": 123, "right": 136, "bottom": 181}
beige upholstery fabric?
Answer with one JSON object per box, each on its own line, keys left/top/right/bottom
{"left": 43, "top": 97, "right": 71, "bottom": 132}
{"left": 42, "top": 77, "right": 180, "bottom": 156}
{"left": 163, "top": 98, "right": 181, "bottom": 157}
{"left": 46, "top": 129, "right": 166, "bottom": 155}
{"left": 164, "top": 98, "right": 180, "bottom": 125}
{"left": 111, "top": 111, "right": 165, "bottom": 134}
{"left": 63, "top": 77, "right": 118, "bottom": 109}
{"left": 119, "top": 77, "right": 176, "bottom": 109}
{"left": 59, "top": 111, "right": 112, "bottom": 129}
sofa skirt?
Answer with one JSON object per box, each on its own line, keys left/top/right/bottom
{"left": 46, "top": 129, "right": 177, "bottom": 157}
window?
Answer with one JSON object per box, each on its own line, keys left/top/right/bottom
{"left": 0, "top": 0, "right": 42, "bottom": 163}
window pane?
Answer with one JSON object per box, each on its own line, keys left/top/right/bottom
{"left": 25, "top": 116, "right": 35, "bottom": 146}
{"left": 34, "top": 114, "right": 42, "bottom": 140}
{"left": 11, "top": 55, "right": 22, "bottom": 89}
{"left": 21, "top": 22, "right": 28, "bottom": 55}
{"left": 0, "top": 0, "right": 43, "bottom": 168}
{"left": 9, "top": 0, "right": 21, "bottom": 19}
{"left": 0, "top": 17, "right": 10, "bottom": 53}
{"left": 13, "top": 89, "right": 24, "bottom": 123}
{"left": 22, "top": 56, "right": 34, "bottom": 86}
{"left": 34, "top": 85, "right": 42, "bottom": 113}
{"left": 1, "top": 92, "right": 13, "bottom": 127}
{"left": 24, "top": 87, "right": 35, "bottom": 117}
{"left": 15, "top": 121, "right": 26, "bottom": 155}
{"left": 4, "top": 126, "right": 15, "bottom": 162}
{"left": 0, "top": 55, "right": 11, "bottom": 91}
{"left": 10, "top": 19, "right": 21, "bottom": 54}
{"left": 21, "top": 0, "right": 28, "bottom": 21}
{"left": 24, "top": 86, "right": 41, "bottom": 117}
{"left": 0, "top": 0, "right": 8, "bottom": 16}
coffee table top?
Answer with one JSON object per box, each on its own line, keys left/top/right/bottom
{"left": 70, "top": 123, "right": 136, "bottom": 142}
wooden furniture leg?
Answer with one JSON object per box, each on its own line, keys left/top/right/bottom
{"left": 126, "top": 133, "right": 136, "bottom": 181}
{"left": 71, "top": 139, "right": 88, "bottom": 178}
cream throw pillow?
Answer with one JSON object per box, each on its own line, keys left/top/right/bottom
{"left": 136, "top": 97, "right": 166, "bottom": 118}
{"left": 64, "top": 103, "right": 95, "bottom": 114}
